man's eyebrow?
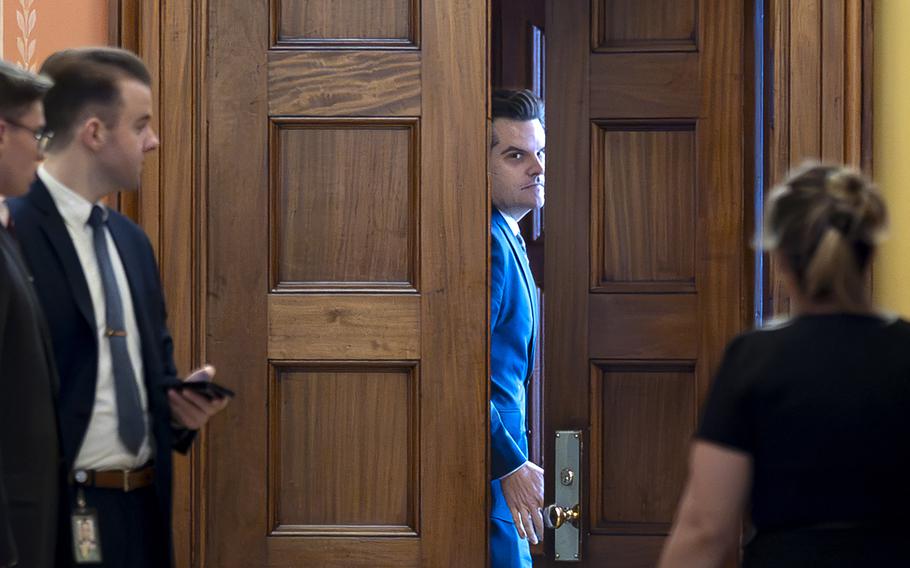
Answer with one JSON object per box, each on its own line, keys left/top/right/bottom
{"left": 500, "top": 145, "right": 530, "bottom": 156}
{"left": 499, "top": 145, "right": 545, "bottom": 156}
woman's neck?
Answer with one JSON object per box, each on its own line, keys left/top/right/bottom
{"left": 789, "top": 295, "right": 875, "bottom": 316}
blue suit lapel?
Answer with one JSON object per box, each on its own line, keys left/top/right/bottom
{"left": 492, "top": 211, "right": 538, "bottom": 373}
{"left": 28, "top": 180, "right": 95, "bottom": 331}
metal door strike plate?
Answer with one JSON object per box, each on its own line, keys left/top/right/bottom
{"left": 553, "top": 430, "right": 581, "bottom": 561}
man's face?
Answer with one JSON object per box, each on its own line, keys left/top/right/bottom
{"left": 0, "top": 101, "right": 46, "bottom": 197}
{"left": 79, "top": 519, "right": 94, "bottom": 541}
{"left": 489, "top": 118, "right": 545, "bottom": 221}
{"left": 96, "top": 78, "right": 159, "bottom": 192}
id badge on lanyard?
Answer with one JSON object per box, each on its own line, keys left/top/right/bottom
{"left": 71, "top": 476, "right": 103, "bottom": 564}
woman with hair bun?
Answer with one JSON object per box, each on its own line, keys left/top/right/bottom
{"left": 659, "top": 163, "right": 908, "bottom": 567}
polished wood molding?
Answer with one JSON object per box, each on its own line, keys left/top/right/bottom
{"left": 109, "top": 0, "right": 207, "bottom": 565}
{"left": 267, "top": 295, "right": 420, "bottom": 360}
{"left": 767, "top": 0, "right": 873, "bottom": 318}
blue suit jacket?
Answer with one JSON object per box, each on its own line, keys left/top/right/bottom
{"left": 8, "top": 179, "right": 193, "bottom": 561}
{"left": 490, "top": 209, "right": 538, "bottom": 522}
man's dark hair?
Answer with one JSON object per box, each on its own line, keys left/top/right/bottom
{"left": 39, "top": 47, "right": 151, "bottom": 150}
{"left": 0, "top": 59, "right": 52, "bottom": 119}
{"left": 491, "top": 89, "right": 544, "bottom": 148}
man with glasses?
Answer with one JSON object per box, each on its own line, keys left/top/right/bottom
{"left": 0, "top": 59, "right": 64, "bottom": 568}
{"left": 9, "top": 47, "right": 229, "bottom": 567}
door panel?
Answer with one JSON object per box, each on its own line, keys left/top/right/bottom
{"left": 545, "top": 0, "right": 745, "bottom": 565}
{"left": 204, "top": 0, "right": 487, "bottom": 565}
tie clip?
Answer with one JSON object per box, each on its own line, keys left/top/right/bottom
{"left": 105, "top": 328, "right": 127, "bottom": 338}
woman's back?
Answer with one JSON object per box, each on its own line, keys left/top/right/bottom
{"left": 700, "top": 313, "right": 910, "bottom": 531}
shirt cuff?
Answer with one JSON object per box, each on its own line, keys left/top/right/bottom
{"left": 498, "top": 460, "right": 530, "bottom": 480}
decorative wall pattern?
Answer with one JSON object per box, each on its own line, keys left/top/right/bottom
{"left": 16, "top": 0, "right": 37, "bottom": 71}
{"left": 2, "top": 0, "right": 107, "bottom": 69}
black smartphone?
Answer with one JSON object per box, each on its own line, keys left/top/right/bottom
{"left": 170, "top": 380, "right": 235, "bottom": 401}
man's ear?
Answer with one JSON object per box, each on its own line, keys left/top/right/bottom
{"left": 79, "top": 117, "right": 107, "bottom": 151}
{"left": 0, "top": 121, "right": 7, "bottom": 147}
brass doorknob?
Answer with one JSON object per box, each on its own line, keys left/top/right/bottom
{"left": 542, "top": 503, "right": 580, "bottom": 530}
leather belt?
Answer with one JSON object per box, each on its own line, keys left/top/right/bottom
{"left": 70, "top": 465, "right": 155, "bottom": 492}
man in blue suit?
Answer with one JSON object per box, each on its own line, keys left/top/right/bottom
{"left": 489, "top": 89, "right": 546, "bottom": 568}
{"left": 10, "top": 47, "right": 228, "bottom": 567}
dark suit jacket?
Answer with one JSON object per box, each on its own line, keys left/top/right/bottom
{"left": 9, "top": 179, "right": 194, "bottom": 564}
{"left": 489, "top": 209, "right": 538, "bottom": 524}
{"left": 0, "top": 223, "right": 62, "bottom": 568}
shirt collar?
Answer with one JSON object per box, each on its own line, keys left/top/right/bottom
{"left": 0, "top": 196, "right": 8, "bottom": 229}
{"left": 38, "top": 165, "right": 106, "bottom": 230}
{"left": 496, "top": 208, "right": 521, "bottom": 237}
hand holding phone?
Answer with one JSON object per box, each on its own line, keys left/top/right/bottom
{"left": 168, "top": 365, "right": 235, "bottom": 401}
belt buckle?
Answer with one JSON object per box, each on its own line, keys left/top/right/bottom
{"left": 122, "top": 470, "right": 131, "bottom": 492}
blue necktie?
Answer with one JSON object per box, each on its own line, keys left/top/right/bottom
{"left": 87, "top": 206, "right": 146, "bottom": 454}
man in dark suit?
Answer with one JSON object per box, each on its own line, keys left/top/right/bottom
{"left": 488, "top": 89, "right": 546, "bottom": 568}
{"left": 0, "top": 59, "right": 62, "bottom": 568}
{"left": 9, "top": 47, "right": 228, "bottom": 567}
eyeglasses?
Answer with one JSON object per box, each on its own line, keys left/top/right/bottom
{"left": 1, "top": 116, "right": 54, "bottom": 153}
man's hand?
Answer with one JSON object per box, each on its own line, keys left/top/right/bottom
{"left": 500, "top": 461, "right": 544, "bottom": 544}
{"left": 167, "top": 365, "right": 230, "bottom": 430}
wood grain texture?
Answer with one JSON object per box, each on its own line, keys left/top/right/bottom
{"left": 270, "top": 365, "right": 416, "bottom": 532}
{"left": 276, "top": 0, "right": 414, "bottom": 45}
{"left": 205, "top": 0, "right": 272, "bottom": 564}
{"left": 544, "top": 1, "right": 592, "bottom": 563}
{"left": 418, "top": 0, "right": 489, "bottom": 564}
{"left": 110, "top": 0, "right": 207, "bottom": 564}
{"left": 821, "top": 0, "right": 846, "bottom": 163}
{"left": 696, "top": 0, "right": 745, "bottom": 403}
{"left": 861, "top": 0, "right": 873, "bottom": 175}
{"left": 790, "top": 0, "right": 822, "bottom": 162}
{"left": 590, "top": 53, "right": 699, "bottom": 118}
{"left": 545, "top": 1, "right": 744, "bottom": 564}
{"left": 590, "top": 363, "right": 696, "bottom": 531}
{"left": 268, "top": 295, "right": 419, "bottom": 360}
{"left": 272, "top": 120, "right": 417, "bottom": 289}
{"left": 588, "top": 294, "right": 698, "bottom": 360}
{"left": 767, "top": 0, "right": 871, "bottom": 320}
{"left": 265, "top": 538, "right": 420, "bottom": 567}
{"left": 845, "top": 0, "right": 862, "bottom": 168}
{"left": 201, "top": 0, "right": 487, "bottom": 562}
{"left": 593, "top": 0, "right": 698, "bottom": 51}
{"left": 268, "top": 51, "right": 420, "bottom": 116}
{"left": 592, "top": 123, "right": 696, "bottom": 290}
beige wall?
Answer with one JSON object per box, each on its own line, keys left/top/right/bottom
{"left": 874, "top": 1, "right": 910, "bottom": 315}
{"left": 1, "top": 0, "right": 107, "bottom": 71}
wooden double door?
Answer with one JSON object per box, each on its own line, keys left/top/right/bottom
{"left": 195, "top": 0, "right": 745, "bottom": 566}
{"left": 540, "top": 0, "right": 745, "bottom": 565}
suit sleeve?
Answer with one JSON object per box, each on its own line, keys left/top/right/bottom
{"left": 144, "top": 238, "right": 196, "bottom": 453}
{"left": 0, "top": 262, "right": 19, "bottom": 567}
{"left": 489, "top": 234, "right": 528, "bottom": 479}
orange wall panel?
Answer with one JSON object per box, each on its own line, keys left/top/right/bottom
{"left": 2, "top": 0, "right": 108, "bottom": 71}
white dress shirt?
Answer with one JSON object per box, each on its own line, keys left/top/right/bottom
{"left": 0, "top": 196, "right": 9, "bottom": 229}
{"left": 39, "top": 166, "right": 152, "bottom": 470}
{"left": 499, "top": 209, "right": 521, "bottom": 237}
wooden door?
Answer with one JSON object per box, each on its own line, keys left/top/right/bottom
{"left": 544, "top": 1, "right": 746, "bottom": 565}
{"left": 202, "top": 1, "right": 488, "bottom": 566}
